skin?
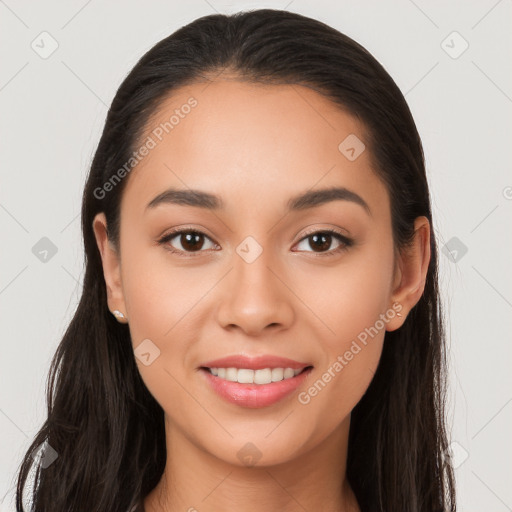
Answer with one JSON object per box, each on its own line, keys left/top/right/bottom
{"left": 93, "top": 77, "right": 430, "bottom": 512}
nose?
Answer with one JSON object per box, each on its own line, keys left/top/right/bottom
{"left": 215, "top": 247, "right": 295, "bottom": 337}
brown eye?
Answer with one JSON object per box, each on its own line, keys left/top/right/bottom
{"left": 178, "top": 232, "right": 205, "bottom": 251}
{"left": 307, "top": 233, "right": 332, "bottom": 252}
{"left": 294, "top": 229, "right": 353, "bottom": 255}
{"left": 158, "top": 230, "right": 217, "bottom": 255}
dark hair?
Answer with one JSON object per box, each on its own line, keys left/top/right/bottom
{"left": 15, "top": 8, "right": 456, "bottom": 512}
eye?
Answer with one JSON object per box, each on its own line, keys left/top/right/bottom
{"left": 293, "top": 229, "right": 354, "bottom": 256}
{"left": 157, "top": 227, "right": 354, "bottom": 258}
{"left": 157, "top": 228, "right": 217, "bottom": 256}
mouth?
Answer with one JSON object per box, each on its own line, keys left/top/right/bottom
{"left": 199, "top": 365, "right": 314, "bottom": 408}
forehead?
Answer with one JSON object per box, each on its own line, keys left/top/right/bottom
{"left": 121, "top": 79, "right": 389, "bottom": 220}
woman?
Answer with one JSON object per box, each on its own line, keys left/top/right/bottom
{"left": 15, "top": 8, "right": 456, "bottom": 512}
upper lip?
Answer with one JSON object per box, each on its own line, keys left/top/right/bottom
{"left": 200, "top": 355, "right": 313, "bottom": 371}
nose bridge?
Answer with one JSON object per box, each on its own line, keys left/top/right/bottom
{"left": 215, "top": 235, "right": 294, "bottom": 334}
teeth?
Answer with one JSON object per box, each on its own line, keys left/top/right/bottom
{"left": 208, "top": 367, "right": 303, "bottom": 384}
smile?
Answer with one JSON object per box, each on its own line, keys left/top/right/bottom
{"left": 199, "top": 366, "right": 314, "bottom": 408}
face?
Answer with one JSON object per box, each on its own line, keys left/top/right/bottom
{"left": 94, "top": 78, "right": 428, "bottom": 467}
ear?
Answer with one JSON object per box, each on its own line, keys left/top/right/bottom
{"left": 92, "top": 212, "right": 128, "bottom": 321}
{"left": 386, "top": 216, "right": 431, "bottom": 332}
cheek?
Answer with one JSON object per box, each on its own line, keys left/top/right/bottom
{"left": 119, "top": 243, "right": 212, "bottom": 386}
{"left": 120, "top": 254, "right": 203, "bottom": 414}
{"left": 297, "top": 235, "right": 395, "bottom": 346}
{"left": 298, "top": 271, "right": 391, "bottom": 428}
{"left": 296, "top": 238, "right": 394, "bottom": 410}
{"left": 121, "top": 240, "right": 209, "bottom": 338}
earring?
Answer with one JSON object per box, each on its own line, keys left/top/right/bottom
{"left": 112, "top": 309, "right": 127, "bottom": 322}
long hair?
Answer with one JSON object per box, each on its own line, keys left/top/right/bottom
{"left": 15, "top": 9, "right": 456, "bottom": 511}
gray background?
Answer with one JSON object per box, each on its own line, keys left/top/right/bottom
{"left": 1, "top": 1, "right": 511, "bottom": 510}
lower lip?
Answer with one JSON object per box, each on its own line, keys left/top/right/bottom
{"left": 200, "top": 367, "right": 313, "bottom": 408}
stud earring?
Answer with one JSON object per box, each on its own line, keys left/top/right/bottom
{"left": 112, "top": 309, "right": 127, "bottom": 321}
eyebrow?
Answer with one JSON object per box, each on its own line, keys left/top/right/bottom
{"left": 145, "top": 186, "right": 371, "bottom": 216}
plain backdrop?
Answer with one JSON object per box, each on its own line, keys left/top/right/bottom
{"left": 1, "top": 1, "right": 511, "bottom": 510}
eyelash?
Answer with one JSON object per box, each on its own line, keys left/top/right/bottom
{"left": 157, "top": 226, "right": 354, "bottom": 259}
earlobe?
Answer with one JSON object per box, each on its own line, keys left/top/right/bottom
{"left": 92, "top": 213, "right": 128, "bottom": 320}
{"left": 386, "top": 216, "right": 431, "bottom": 331}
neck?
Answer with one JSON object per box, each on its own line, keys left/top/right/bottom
{"left": 143, "top": 414, "right": 360, "bottom": 512}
